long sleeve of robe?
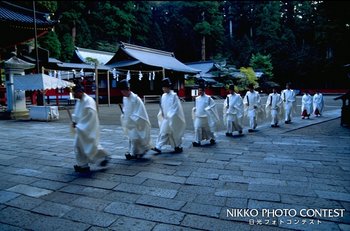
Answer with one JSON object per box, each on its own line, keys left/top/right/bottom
{"left": 192, "top": 94, "right": 219, "bottom": 142}
{"left": 313, "top": 93, "right": 324, "bottom": 115}
{"left": 243, "top": 91, "right": 263, "bottom": 118}
{"left": 72, "top": 93, "right": 107, "bottom": 166}
{"left": 193, "top": 94, "right": 219, "bottom": 132}
{"left": 265, "top": 93, "right": 282, "bottom": 119}
{"left": 301, "top": 94, "right": 313, "bottom": 115}
{"left": 281, "top": 89, "right": 297, "bottom": 114}
{"left": 121, "top": 92, "right": 152, "bottom": 155}
{"left": 223, "top": 93, "right": 244, "bottom": 128}
{"left": 157, "top": 90, "right": 186, "bottom": 148}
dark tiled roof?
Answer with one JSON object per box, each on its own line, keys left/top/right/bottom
{"left": 107, "top": 42, "right": 200, "bottom": 74}
{"left": 186, "top": 61, "right": 216, "bottom": 74}
{"left": 57, "top": 62, "right": 111, "bottom": 71}
{"left": 0, "top": 1, "right": 56, "bottom": 27}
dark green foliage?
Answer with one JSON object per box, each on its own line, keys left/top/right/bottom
{"left": 249, "top": 53, "right": 273, "bottom": 79}
{"left": 30, "top": 1, "right": 349, "bottom": 88}
{"left": 75, "top": 19, "right": 93, "bottom": 48}
{"left": 60, "top": 33, "right": 74, "bottom": 62}
{"left": 37, "top": 1, "right": 57, "bottom": 12}
{"left": 38, "top": 31, "right": 61, "bottom": 59}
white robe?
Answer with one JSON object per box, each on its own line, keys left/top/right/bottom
{"left": 281, "top": 89, "right": 296, "bottom": 122}
{"left": 301, "top": 94, "right": 313, "bottom": 116}
{"left": 313, "top": 93, "right": 324, "bottom": 115}
{"left": 192, "top": 94, "right": 219, "bottom": 142}
{"left": 265, "top": 93, "right": 282, "bottom": 125}
{"left": 156, "top": 90, "right": 186, "bottom": 149}
{"left": 223, "top": 93, "right": 244, "bottom": 133}
{"left": 72, "top": 93, "right": 108, "bottom": 166}
{"left": 121, "top": 92, "right": 152, "bottom": 155}
{"left": 243, "top": 90, "right": 262, "bottom": 129}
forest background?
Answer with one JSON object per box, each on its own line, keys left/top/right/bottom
{"left": 11, "top": 1, "right": 350, "bottom": 89}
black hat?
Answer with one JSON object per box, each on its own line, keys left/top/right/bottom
{"left": 198, "top": 83, "right": 205, "bottom": 90}
{"left": 229, "top": 84, "right": 235, "bottom": 90}
{"left": 162, "top": 78, "right": 172, "bottom": 88}
{"left": 72, "top": 83, "right": 84, "bottom": 93}
{"left": 117, "top": 79, "right": 130, "bottom": 90}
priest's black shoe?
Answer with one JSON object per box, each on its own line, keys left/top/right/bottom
{"left": 151, "top": 147, "right": 161, "bottom": 153}
{"left": 174, "top": 147, "right": 183, "bottom": 153}
{"left": 210, "top": 139, "right": 216, "bottom": 145}
{"left": 99, "top": 158, "right": 109, "bottom": 167}
{"left": 74, "top": 165, "right": 90, "bottom": 173}
{"left": 225, "top": 132, "right": 233, "bottom": 137}
{"left": 192, "top": 142, "right": 201, "bottom": 147}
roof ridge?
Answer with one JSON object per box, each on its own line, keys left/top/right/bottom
{"left": 120, "top": 42, "right": 174, "bottom": 57}
{"left": 75, "top": 47, "right": 115, "bottom": 55}
{"left": 186, "top": 60, "right": 215, "bottom": 65}
{"left": 1, "top": 1, "right": 51, "bottom": 16}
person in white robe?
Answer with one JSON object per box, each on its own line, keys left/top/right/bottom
{"left": 223, "top": 84, "right": 244, "bottom": 136}
{"left": 153, "top": 78, "right": 186, "bottom": 153}
{"left": 192, "top": 84, "right": 219, "bottom": 146}
{"left": 281, "top": 82, "right": 296, "bottom": 124}
{"left": 71, "top": 84, "right": 109, "bottom": 173}
{"left": 301, "top": 91, "right": 313, "bottom": 119}
{"left": 243, "top": 84, "right": 262, "bottom": 132}
{"left": 313, "top": 90, "right": 324, "bottom": 116}
{"left": 265, "top": 87, "right": 283, "bottom": 127}
{"left": 118, "top": 80, "right": 153, "bottom": 159}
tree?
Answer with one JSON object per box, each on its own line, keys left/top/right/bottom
{"left": 254, "top": 2, "right": 282, "bottom": 54}
{"left": 313, "top": 1, "right": 350, "bottom": 88}
{"left": 250, "top": 53, "right": 280, "bottom": 91}
{"left": 236, "top": 67, "right": 258, "bottom": 92}
{"left": 249, "top": 53, "right": 273, "bottom": 79}
{"left": 192, "top": 1, "right": 224, "bottom": 61}
{"left": 38, "top": 31, "right": 61, "bottom": 59}
{"left": 152, "top": 1, "right": 197, "bottom": 61}
{"left": 89, "top": 1, "right": 136, "bottom": 44}
{"left": 148, "top": 20, "right": 165, "bottom": 50}
{"left": 85, "top": 57, "right": 99, "bottom": 65}
{"left": 55, "top": 1, "right": 87, "bottom": 46}
{"left": 95, "top": 41, "right": 118, "bottom": 53}
{"left": 75, "top": 18, "right": 93, "bottom": 48}
{"left": 39, "top": 1, "right": 349, "bottom": 89}
{"left": 60, "top": 33, "right": 74, "bottom": 62}
{"left": 222, "top": 1, "right": 258, "bottom": 66}
{"left": 36, "top": 1, "right": 58, "bottom": 12}
{"left": 150, "top": 1, "right": 224, "bottom": 62}
{"left": 131, "top": 1, "right": 153, "bottom": 46}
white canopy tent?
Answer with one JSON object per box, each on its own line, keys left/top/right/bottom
{"left": 12, "top": 73, "right": 75, "bottom": 121}
{"left": 13, "top": 73, "right": 75, "bottom": 90}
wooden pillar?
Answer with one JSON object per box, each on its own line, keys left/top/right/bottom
{"left": 107, "top": 70, "right": 110, "bottom": 106}
{"left": 162, "top": 68, "right": 165, "bottom": 79}
{"left": 94, "top": 63, "right": 99, "bottom": 111}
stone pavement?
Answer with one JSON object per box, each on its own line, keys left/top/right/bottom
{"left": 0, "top": 106, "right": 349, "bottom": 230}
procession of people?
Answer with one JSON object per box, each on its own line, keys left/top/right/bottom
{"left": 70, "top": 79, "right": 325, "bottom": 173}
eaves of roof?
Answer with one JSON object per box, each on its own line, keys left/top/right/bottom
{"left": 56, "top": 62, "right": 111, "bottom": 71}
{"left": 74, "top": 47, "right": 115, "bottom": 65}
{"left": 117, "top": 42, "right": 200, "bottom": 74}
{"left": 0, "top": 1, "right": 56, "bottom": 27}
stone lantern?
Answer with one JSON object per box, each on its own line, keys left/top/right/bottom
{"left": 3, "top": 56, "right": 35, "bottom": 119}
